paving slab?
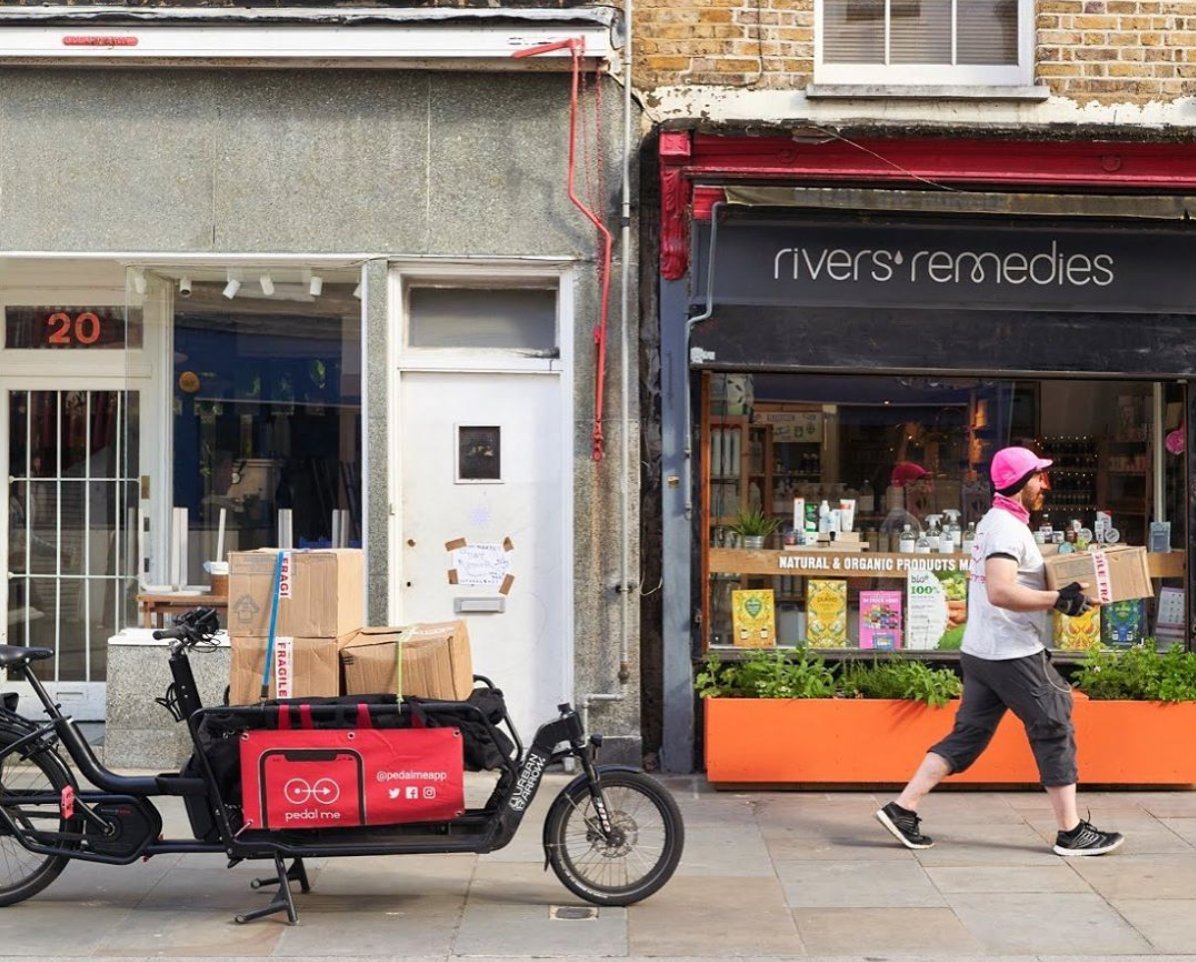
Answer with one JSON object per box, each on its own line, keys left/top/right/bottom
{"left": 925, "top": 862, "right": 1094, "bottom": 894}
{"left": 1070, "top": 853, "right": 1196, "bottom": 900}
{"left": 793, "top": 905, "right": 983, "bottom": 955}
{"left": 946, "top": 891, "right": 1153, "bottom": 954}
{"left": 775, "top": 858, "right": 945, "bottom": 908}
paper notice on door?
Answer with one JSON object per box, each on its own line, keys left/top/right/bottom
{"left": 449, "top": 542, "right": 513, "bottom": 589}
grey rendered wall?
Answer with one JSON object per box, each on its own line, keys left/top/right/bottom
{"left": 0, "top": 66, "right": 642, "bottom": 759}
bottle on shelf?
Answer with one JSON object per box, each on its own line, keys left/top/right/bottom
{"left": 962, "top": 521, "right": 977, "bottom": 557}
{"left": 859, "top": 480, "right": 875, "bottom": 514}
{"left": 914, "top": 529, "right": 931, "bottom": 554}
{"left": 899, "top": 524, "right": 916, "bottom": 553}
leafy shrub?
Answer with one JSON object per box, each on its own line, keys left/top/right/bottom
{"left": 1073, "top": 640, "right": 1196, "bottom": 702}
{"left": 697, "top": 650, "right": 961, "bottom": 707}
{"left": 839, "top": 658, "right": 962, "bottom": 708}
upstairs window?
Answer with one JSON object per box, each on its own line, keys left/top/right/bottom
{"left": 816, "top": 0, "right": 1032, "bottom": 87}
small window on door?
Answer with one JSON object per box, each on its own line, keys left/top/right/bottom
{"left": 457, "top": 426, "right": 501, "bottom": 482}
{"left": 407, "top": 287, "right": 557, "bottom": 353}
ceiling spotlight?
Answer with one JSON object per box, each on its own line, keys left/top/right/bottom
{"left": 309, "top": 274, "right": 324, "bottom": 297}
{"left": 178, "top": 276, "right": 192, "bottom": 298}
{"left": 130, "top": 268, "right": 147, "bottom": 295}
{"left": 352, "top": 281, "right": 363, "bottom": 300}
{"left": 222, "top": 275, "right": 242, "bottom": 300}
{"left": 259, "top": 274, "right": 275, "bottom": 296}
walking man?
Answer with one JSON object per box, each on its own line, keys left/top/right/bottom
{"left": 876, "top": 446, "right": 1124, "bottom": 857}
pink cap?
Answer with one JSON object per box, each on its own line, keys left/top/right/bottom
{"left": 890, "top": 462, "right": 928, "bottom": 487}
{"left": 990, "top": 446, "right": 1053, "bottom": 492}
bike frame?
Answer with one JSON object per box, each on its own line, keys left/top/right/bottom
{"left": 0, "top": 645, "right": 616, "bottom": 867}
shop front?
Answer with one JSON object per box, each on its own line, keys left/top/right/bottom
{"left": 0, "top": 8, "right": 644, "bottom": 763}
{"left": 655, "top": 133, "right": 1196, "bottom": 771}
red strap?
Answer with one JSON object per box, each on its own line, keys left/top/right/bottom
{"left": 277, "top": 706, "right": 291, "bottom": 730}
{"left": 356, "top": 703, "right": 373, "bottom": 729}
{"left": 298, "top": 703, "right": 314, "bottom": 730}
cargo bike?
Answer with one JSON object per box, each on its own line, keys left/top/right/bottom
{"left": 0, "top": 608, "right": 684, "bottom": 924}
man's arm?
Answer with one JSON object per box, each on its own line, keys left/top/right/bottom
{"left": 984, "top": 556, "right": 1062, "bottom": 612}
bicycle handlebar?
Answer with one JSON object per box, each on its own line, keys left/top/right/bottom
{"left": 151, "top": 625, "right": 187, "bottom": 641}
{"left": 151, "top": 607, "right": 221, "bottom": 647}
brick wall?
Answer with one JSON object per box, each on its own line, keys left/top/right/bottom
{"left": 635, "top": 0, "right": 1196, "bottom": 104}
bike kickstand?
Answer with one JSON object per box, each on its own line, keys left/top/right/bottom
{"left": 235, "top": 854, "right": 300, "bottom": 925}
{"left": 249, "top": 857, "right": 311, "bottom": 894}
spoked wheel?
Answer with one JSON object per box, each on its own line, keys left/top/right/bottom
{"left": 544, "top": 770, "right": 684, "bottom": 906}
{"left": 0, "top": 731, "right": 76, "bottom": 907}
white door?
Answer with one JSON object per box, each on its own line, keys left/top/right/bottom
{"left": 398, "top": 371, "right": 569, "bottom": 741}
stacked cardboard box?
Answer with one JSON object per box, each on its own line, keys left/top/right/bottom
{"left": 226, "top": 548, "right": 364, "bottom": 705}
{"left": 339, "top": 620, "right": 474, "bottom": 701}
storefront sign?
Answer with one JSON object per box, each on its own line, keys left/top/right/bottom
{"left": 693, "top": 221, "right": 1196, "bottom": 313}
{"left": 776, "top": 553, "right": 966, "bottom": 573}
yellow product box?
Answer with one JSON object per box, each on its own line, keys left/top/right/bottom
{"left": 1053, "top": 606, "right": 1101, "bottom": 651}
{"left": 731, "top": 589, "right": 776, "bottom": 648}
{"left": 806, "top": 579, "right": 847, "bottom": 647}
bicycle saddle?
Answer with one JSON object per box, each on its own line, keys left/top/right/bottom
{"left": 0, "top": 645, "right": 53, "bottom": 669}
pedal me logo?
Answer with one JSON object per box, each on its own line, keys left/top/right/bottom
{"left": 772, "top": 240, "right": 1115, "bottom": 288}
{"left": 281, "top": 776, "right": 344, "bottom": 823}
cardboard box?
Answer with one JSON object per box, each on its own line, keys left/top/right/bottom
{"left": 228, "top": 634, "right": 345, "bottom": 705}
{"left": 340, "top": 620, "right": 474, "bottom": 701}
{"left": 227, "top": 548, "right": 364, "bottom": 638}
{"left": 731, "top": 589, "right": 776, "bottom": 648}
{"left": 1042, "top": 545, "right": 1153, "bottom": 604}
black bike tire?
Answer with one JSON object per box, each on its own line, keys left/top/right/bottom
{"left": 545, "top": 770, "right": 684, "bottom": 907}
{"left": 0, "top": 729, "right": 74, "bottom": 907}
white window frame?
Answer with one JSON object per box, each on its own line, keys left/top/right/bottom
{"left": 814, "top": 0, "right": 1034, "bottom": 87}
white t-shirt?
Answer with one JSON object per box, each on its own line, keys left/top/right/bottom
{"left": 960, "top": 505, "right": 1048, "bottom": 660}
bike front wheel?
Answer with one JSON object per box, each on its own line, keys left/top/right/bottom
{"left": 0, "top": 729, "right": 76, "bottom": 906}
{"left": 544, "top": 769, "right": 684, "bottom": 907}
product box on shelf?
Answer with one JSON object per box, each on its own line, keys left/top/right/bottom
{"left": 1053, "top": 606, "right": 1101, "bottom": 651}
{"left": 1042, "top": 545, "right": 1152, "bottom": 604}
{"left": 339, "top": 621, "right": 474, "bottom": 700}
{"left": 906, "top": 569, "right": 968, "bottom": 651}
{"left": 1101, "top": 599, "right": 1149, "bottom": 647}
{"left": 731, "top": 589, "right": 776, "bottom": 648}
{"left": 805, "top": 579, "right": 847, "bottom": 647}
{"left": 228, "top": 633, "right": 345, "bottom": 705}
{"left": 228, "top": 548, "right": 364, "bottom": 638}
{"left": 858, "top": 590, "right": 902, "bottom": 650}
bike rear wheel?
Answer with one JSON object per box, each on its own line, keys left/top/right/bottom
{"left": 0, "top": 730, "right": 75, "bottom": 906}
{"left": 544, "top": 769, "right": 683, "bottom": 906}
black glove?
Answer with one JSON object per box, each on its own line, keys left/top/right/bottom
{"left": 1054, "top": 581, "right": 1092, "bottom": 617}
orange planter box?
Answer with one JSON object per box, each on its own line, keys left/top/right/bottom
{"left": 704, "top": 695, "right": 1196, "bottom": 787}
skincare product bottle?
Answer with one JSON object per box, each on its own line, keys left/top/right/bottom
{"left": 915, "top": 529, "right": 931, "bottom": 554}
{"left": 925, "top": 514, "right": 942, "bottom": 552}
{"left": 899, "top": 524, "right": 916, "bottom": 553}
{"left": 818, "top": 499, "right": 831, "bottom": 534}
{"left": 962, "top": 522, "right": 977, "bottom": 556}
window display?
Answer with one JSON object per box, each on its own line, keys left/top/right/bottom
{"left": 700, "top": 372, "right": 1185, "bottom": 653}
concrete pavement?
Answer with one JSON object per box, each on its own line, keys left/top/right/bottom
{"left": 2, "top": 771, "right": 1196, "bottom": 960}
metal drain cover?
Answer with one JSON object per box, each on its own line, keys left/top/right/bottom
{"left": 550, "top": 905, "right": 599, "bottom": 920}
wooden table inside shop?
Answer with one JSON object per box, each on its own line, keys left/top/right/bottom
{"left": 136, "top": 592, "right": 228, "bottom": 629}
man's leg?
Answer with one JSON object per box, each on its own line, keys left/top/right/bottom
{"left": 1045, "top": 782, "right": 1079, "bottom": 832}
{"left": 895, "top": 752, "right": 952, "bottom": 811}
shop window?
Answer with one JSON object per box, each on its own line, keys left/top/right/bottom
{"left": 815, "top": 0, "right": 1032, "bottom": 87}
{"left": 700, "top": 373, "right": 1186, "bottom": 655}
{"left": 171, "top": 276, "right": 362, "bottom": 572}
{"left": 407, "top": 286, "right": 556, "bottom": 353}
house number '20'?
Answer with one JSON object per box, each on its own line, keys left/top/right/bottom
{"left": 46, "top": 311, "right": 102, "bottom": 345}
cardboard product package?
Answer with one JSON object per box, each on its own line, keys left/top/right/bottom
{"left": 1053, "top": 606, "right": 1101, "bottom": 651}
{"left": 1101, "top": 599, "right": 1149, "bottom": 647}
{"left": 340, "top": 620, "right": 474, "bottom": 701}
{"left": 1042, "top": 545, "right": 1153, "bottom": 604}
{"left": 730, "top": 588, "right": 776, "bottom": 648}
{"left": 228, "top": 633, "right": 346, "bottom": 706}
{"left": 805, "top": 579, "right": 847, "bottom": 647}
{"left": 227, "top": 548, "right": 364, "bottom": 639}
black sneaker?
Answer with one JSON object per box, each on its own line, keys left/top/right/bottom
{"left": 1053, "top": 819, "right": 1124, "bottom": 856}
{"left": 875, "top": 801, "right": 934, "bottom": 850}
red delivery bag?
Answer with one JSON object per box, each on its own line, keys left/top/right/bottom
{"left": 239, "top": 706, "right": 465, "bottom": 830}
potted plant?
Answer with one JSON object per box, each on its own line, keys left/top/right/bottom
{"left": 729, "top": 508, "right": 780, "bottom": 550}
{"left": 697, "top": 642, "right": 1196, "bottom": 787}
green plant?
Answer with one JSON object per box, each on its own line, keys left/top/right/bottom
{"left": 729, "top": 508, "right": 780, "bottom": 539}
{"left": 696, "top": 648, "right": 835, "bottom": 699}
{"left": 696, "top": 651, "right": 961, "bottom": 706}
{"left": 1074, "top": 639, "right": 1196, "bottom": 702}
{"left": 838, "top": 658, "right": 962, "bottom": 708}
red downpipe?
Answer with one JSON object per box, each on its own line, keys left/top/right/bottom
{"left": 513, "top": 38, "right": 613, "bottom": 461}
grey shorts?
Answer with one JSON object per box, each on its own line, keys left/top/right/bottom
{"left": 930, "top": 650, "right": 1077, "bottom": 787}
